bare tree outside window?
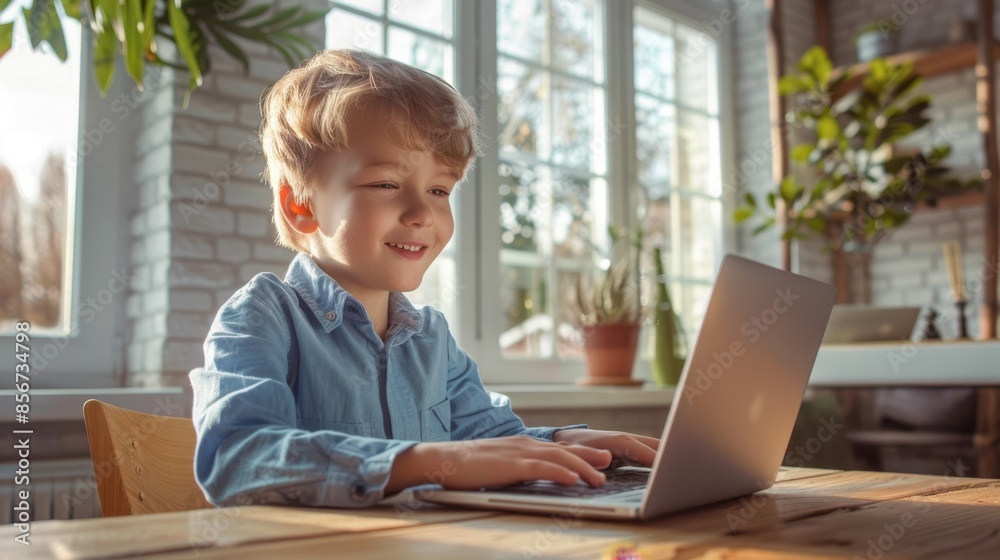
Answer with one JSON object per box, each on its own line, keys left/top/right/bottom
{"left": 23, "top": 152, "right": 67, "bottom": 328}
{"left": 0, "top": 165, "right": 24, "bottom": 327}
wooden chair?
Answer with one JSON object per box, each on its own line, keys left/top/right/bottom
{"left": 82, "top": 399, "right": 214, "bottom": 516}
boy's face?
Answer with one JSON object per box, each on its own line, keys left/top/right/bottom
{"left": 296, "top": 112, "right": 459, "bottom": 296}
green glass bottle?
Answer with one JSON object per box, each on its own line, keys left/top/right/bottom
{"left": 651, "top": 246, "right": 686, "bottom": 386}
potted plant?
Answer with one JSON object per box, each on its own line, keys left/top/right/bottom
{"left": 733, "top": 46, "right": 981, "bottom": 303}
{"left": 562, "top": 225, "right": 648, "bottom": 386}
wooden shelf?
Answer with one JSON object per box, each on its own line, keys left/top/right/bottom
{"left": 914, "top": 190, "right": 985, "bottom": 212}
{"left": 832, "top": 41, "right": 1000, "bottom": 98}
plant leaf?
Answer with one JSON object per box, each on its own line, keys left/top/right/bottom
{"left": 743, "top": 192, "right": 757, "bottom": 208}
{"left": 752, "top": 218, "right": 776, "bottom": 235}
{"left": 123, "top": 0, "right": 145, "bottom": 87}
{"left": 93, "top": 25, "right": 116, "bottom": 95}
{"left": 0, "top": 21, "right": 12, "bottom": 59}
{"left": 798, "top": 45, "right": 832, "bottom": 88}
{"left": 791, "top": 143, "right": 814, "bottom": 162}
{"left": 58, "top": 0, "right": 80, "bottom": 19}
{"left": 230, "top": 4, "right": 270, "bottom": 23}
{"left": 205, "top": 23, "right": 249, "bottom": 74}
{"left": 817, "top": 114, "right": 840, "bottom": 140}
{"left": 733, "top": 206, "right": 755, "bottom": 223}
{"left": 22, "top": 0, "right": 67, "bottom": 61}
{"left": 778, "top": 74, "right": 812, "bottom": 95}
{"left": 780, "top": 176, "right": 802, "bottom": 203}
{"left": 168, "top": 0, "right": 203, "bottom": 88}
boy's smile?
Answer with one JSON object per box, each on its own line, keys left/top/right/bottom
{"left": 278, "top": 108, "right": 460, "bottom": 339}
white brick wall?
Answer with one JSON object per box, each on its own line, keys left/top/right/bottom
{"left": 733, "top": 0, "right": 994, "bottom": 339}
{"left": 124, "top": 0, "right": 327, "bottom": 386}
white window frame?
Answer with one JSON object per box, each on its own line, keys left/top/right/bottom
{"left": 0, "top": 24, "right": 135, "bottom": 389}
{"left": 455, "top": 0, "right": 735, "bottom": 383}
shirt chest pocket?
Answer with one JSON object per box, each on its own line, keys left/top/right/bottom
{"left": 419, "top": 400, "right": 451, "bottom": 442}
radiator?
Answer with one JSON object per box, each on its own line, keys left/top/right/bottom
{"left": 0, "top": 458, "right": 102, "bottom": 523}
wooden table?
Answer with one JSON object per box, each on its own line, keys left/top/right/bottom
{"left": 3, "top": 468, "right": 999, "bottom": 559}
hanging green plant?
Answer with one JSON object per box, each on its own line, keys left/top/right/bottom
{"left": 0, "top": 0, "right": 329, "bottom": 102}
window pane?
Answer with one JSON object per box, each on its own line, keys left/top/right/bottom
{"left": 676, "top": 110, "right": 721, "bottom": 195}
{"left": 335, "top": 0, "right": 384, "bottom": 16}
{"left": 551, "top": 0, "right": 603, "bottom": 82}
{"left": 326, "top": 9, "right": 385, "bottom": 53}
{"left": 640, "top": 194, "right": 672, "bottom": 269}
{"left": 498, "top": 57, "right": 549, "bottom": 161}
{"left": 555, "top": 267, "right": 586, "bottom": 360}
{"left": 499, "top": 160, "right": 548, "bottom": 254}
{"left": 390, "top": 0, "right": 453, "bottom": 39}
{"left": 497, "top": 0, "right": 545, "bottom": 61}
{"left": 552, "top": 171, "right": 601, "bottom": 259}
{"left": 388, "top": 26, "right": 454, "bottom": 84}
{"left": 635, "top": 93, "right": 676, "bottom": 191}
{"left": 633, "top": 18, "right": 674, "bottom": 99}
{"left": 675, "top": 23, "right": 719, "bottom": 115}
{"left": 679, "top": 282, "right": 712, "bottom": 340}
{"left": 499, "top": 263, "right": 550, "bottom": 358}
{"left": 678, "top": 196, "right": 722, "bottom": 281}
{"left": 0, "top": 7, "right": 81, "bottom": 334}
{"left": 552, "top": 76, "right": 604, "bottom": 172}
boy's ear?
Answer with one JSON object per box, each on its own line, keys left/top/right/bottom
{"left": 278, "top": 184, "right": 319, "bottom": 235}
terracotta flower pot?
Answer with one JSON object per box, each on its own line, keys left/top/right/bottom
{"left": 578, "top": 322, "right": 641, "bottom": 386}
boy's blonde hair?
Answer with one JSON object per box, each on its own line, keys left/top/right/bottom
{"left": 260, "top": 49, "right": 480, "bottom": 252}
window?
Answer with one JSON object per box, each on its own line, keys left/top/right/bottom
{"left": 322, "top": 1, "right": 729, "bottom": 382}
{"left": 633, "top": 4, "right": 725, "bottom": 353}
{"left": 0, "top": 4, "right": 135, "bottom": 388}
{"left": 494, "top": 0, "right": 607, "bottom": 360}
{"left": 0, "top": 1, "right": 81, "bottom": 335}
{"left": 326, "top": 0, "right": 463, "bottom": 329}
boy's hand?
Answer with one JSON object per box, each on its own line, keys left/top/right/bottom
{"left": 551, "top": 429, "right": 660, "bottom": 467}
{"left": 386, "top": 436, "right": 613, "bottom": 494}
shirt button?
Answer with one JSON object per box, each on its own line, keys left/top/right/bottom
{"left": 326, "top": 311, "right": 337, "bottom": 321}
{"left": 351, "top": 483, "right": 366, "bottom": 501}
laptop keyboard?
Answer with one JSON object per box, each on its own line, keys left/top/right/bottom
{"left": 487, "top": 468, "right": 650, "bottom": 499}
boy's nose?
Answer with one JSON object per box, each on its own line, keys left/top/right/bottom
{"left": 400, "top": 194, "right": 435, "bottom": 226}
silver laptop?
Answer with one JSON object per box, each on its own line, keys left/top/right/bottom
{"left": 417, "top": 254, "right": 836, "bottom": 520}
{"left": 821, "top": 305, "right": 921, "bottom": 344}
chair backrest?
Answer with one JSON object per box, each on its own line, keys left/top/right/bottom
{"left": 83, "top": 399, "right": 214, "bottom": 516}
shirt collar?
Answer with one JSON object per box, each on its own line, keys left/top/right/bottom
{"left": 284, "top": 253, "right": 424, "bottom": 334}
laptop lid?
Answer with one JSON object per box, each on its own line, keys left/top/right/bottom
{"left": 639, "top": 254, "right": 836, "bottom": 518}
{"left": 821, "top": 305, "right": 922, "bottom": 343}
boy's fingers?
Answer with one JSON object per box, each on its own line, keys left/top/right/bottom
{"left": 617, "top": 442, "right": 657, "bottom": 466}
{"left": 632, "top": 435, "right": 661, "bottom": 451}
{"left": 518, "top": 459, "right": 580, "bottom": 486}
{"left": 534, "top": 448, "right": 606, "bottom": 487}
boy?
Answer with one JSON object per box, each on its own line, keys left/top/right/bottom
{"left": 190, "top": 49, "right": 660, "bottom": 509}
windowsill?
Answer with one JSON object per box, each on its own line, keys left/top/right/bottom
{"left": 487, "top": 384, "right": 675, "bottom": 410}
{"left": 0, "top": 387, "right": 189, "bottom": 422}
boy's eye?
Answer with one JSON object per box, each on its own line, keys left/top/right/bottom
{"left": 373, "top": 183, "right": 396, "bottom": 189}
{"left": 431, "top": 188, "right": 451, "bottom": 197}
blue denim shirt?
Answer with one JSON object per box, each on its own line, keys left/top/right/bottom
{"left": 190, "top": 253, "right": 586, "bottom": 509}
